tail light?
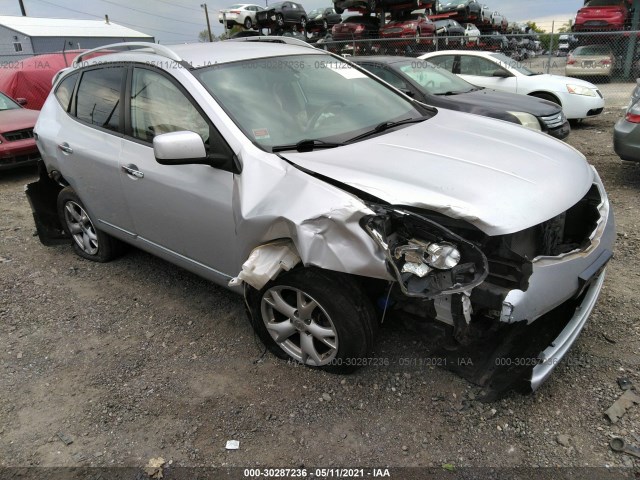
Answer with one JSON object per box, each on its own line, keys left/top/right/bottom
{"left": 600, "top": 58, "right": 612, "bottom": 66}
{"left": 355, "top": 25, "right": 364, "bottom": 33}
{"left": 567, "top": 56, "right": 576, "bottom": 65}
{"left": 625, "top": 101, "right": 640, "bottom": 123}
{"left": 230, "top": 10, "right": 241, "bottom": 13}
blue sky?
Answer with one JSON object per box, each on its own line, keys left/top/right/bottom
{"left": 0, "top": 0, "right": 585, "bottom": 42}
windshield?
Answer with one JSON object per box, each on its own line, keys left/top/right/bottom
{"left": 308, "top": 8, "right": 322, "bottom": 16}
{"left": 193, "top": 54, "right": 424, "bottom": 151}
{"left": 0, "top": 92, "right": 20, "bottom": 111}
{"left": 490, "top": 52, "right": 537, "bottom": 76}
{"left": 441, "top": 0, "right": 467, "bottom": 6}
{"left": 398, "top": 61, "right": 475, "bottom": 94}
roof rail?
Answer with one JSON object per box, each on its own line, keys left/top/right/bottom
{"left": 228, "top": 36, "right": 315, "bottom": 49}
{"left": 73, "top": 42, "right": 182, "bottom": 65}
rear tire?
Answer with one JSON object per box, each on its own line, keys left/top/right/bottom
{"left": 57, "top": 187, "right": 123, "bottom": 262}
{"left": 247, "top": 267, "right": 378, "bottom": 374}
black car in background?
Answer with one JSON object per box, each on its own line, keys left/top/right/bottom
{"left": 256, "top": 1, "right": 308, "bottom": 30}
{"left": 306, "top": 7, "right": 342, "bottom": 33}
{"left": 353, "top": 56, "right": 570, "bottom": 140}
{"left": 436, "top": 0, "right": 483, "bottom": 22}
{"left": 433, "top": 19, "right": 465, "bottom": 46}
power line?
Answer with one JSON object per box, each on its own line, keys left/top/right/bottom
{"left": 153, "top": 0, "right": 204, "bottom": 12}
{"left": 96, "top": 0, "right": 205, "bottom": 26}
{"left": 30, "top": 0, "right": 199, "bottom": 37}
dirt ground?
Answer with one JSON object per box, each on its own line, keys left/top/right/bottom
{"left": 1, "top": 108, "right": 640, "bottom": 476}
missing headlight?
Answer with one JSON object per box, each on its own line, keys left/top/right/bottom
{"left": 363, "top": 207, "right": 488, "bottom": 299}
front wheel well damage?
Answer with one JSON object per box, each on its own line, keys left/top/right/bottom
{"left": 25, "top": 161, "right": 69, "bottom": 246}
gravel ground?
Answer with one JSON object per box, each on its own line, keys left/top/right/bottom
{"left": 1, "top": 108, "right": 639, "bottom": 475}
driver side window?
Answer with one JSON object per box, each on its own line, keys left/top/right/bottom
{"left": 130, "top": 68, "right": 209, "bottom": 144}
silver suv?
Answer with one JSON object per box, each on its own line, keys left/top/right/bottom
{"left": 27, "top": 39, "right": 615, "bottom": 396}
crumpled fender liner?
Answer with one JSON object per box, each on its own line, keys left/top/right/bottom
{"left": 24, "top": 162, "right": 68, "bottom": 246}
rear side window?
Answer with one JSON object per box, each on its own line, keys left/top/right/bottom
{"left": 76, "top": 67, "right": 124, "bottom": 132}
{"left": 54, "top": 72, "right": 78, "bottom": 112}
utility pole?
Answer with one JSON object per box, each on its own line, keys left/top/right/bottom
{"left": 201, "top": 3, "right": 213, "bottom": 42}
{"left": 18, "top": 0, "right": 27, "bottom": 16}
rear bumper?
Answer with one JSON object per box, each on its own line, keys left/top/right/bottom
{"left": 614, "top": 117, "right": 640, "bottom": 162}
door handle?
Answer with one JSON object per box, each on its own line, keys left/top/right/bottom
{"left": 57, "top": 142, "right": 73, "bottom": 154}
{"left": 121, "top": 164, "right": 144, "bottom": 179}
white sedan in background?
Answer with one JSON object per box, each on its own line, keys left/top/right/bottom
{"left": 420, "top": 50, "right": 605, "bottom": 120}
{"left": 218, "top": 4, "right": 265, "bottom": 29}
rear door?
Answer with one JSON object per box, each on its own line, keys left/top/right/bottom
{"left": 50, "top": 66, "right": 136, "bottom": 235}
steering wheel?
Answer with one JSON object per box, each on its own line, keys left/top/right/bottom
{"left": 307, "top": 101, "right": 346, "bottom": 131}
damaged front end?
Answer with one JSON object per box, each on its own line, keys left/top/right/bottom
{"left": 359, "top": 175, "right": 614, "bottom": 397}
{"left": 363, "top": 207, "right": 488, "bottom": 300}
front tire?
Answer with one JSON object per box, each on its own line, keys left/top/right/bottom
{"left": 247, "top": 267, "right": 377, "bottom": 374}
{"left": 57, "top": 187, "right": 123, "bottom": 262}
{"left": 244, "top": 17, "right": 253, "bottom": 29}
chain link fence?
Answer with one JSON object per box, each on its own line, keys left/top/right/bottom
{"left": 311, "top": 31, "right": 640, "bottom": 109}
{"left": 1, "top": 33, "right": 638, "bottom": 109}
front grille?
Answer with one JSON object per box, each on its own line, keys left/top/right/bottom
{"left": 0, "top": 152, "right": 40, "bottom": 166}
{"left": 3, "top": 128, "right": 34, "bottom": 142}
{"left": 384, "top": 27, "right": 404, "bottom": 34}
{"left": 538, "top": 184, "right": 602, "bottom": 256}
{"left": 540, "top": 112, "right": 566, "bottom": 129}
{"left": 588, "top": 107, "right": 604, "bottom": 116}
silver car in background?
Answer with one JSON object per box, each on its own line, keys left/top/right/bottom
{"left": 27, "top": 39, "right": 614, "bottom": 398}
{"left": 614, "top": 80, "right": 640, "bottom": 161}
{"left": 566, "top": 44, "right": 616, "bottom": 79}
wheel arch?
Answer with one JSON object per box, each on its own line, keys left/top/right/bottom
{"left": 528, "top": 91, "right": 563, "bottom": 107}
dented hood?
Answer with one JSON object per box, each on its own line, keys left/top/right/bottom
{"left": 283, "top": 109, "right": 594, "bottom": 236}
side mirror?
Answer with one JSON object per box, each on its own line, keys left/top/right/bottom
{"left": 153, "top": 131, "right": 227, "bottom": 168}
{"left": 16, "top": 98, "right": 27, "bottom": 105}
{"left": 492, "top": 69, "right": 510, "bottom": 78}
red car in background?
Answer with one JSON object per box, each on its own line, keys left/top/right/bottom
{"left": 573, "top": 0, "right": 631, "bottom": 31}
{"left": 331, "top": 15, "right": 380, "bottom": 40}
{"left": 0, "top": 91, "right": 39, "bottom": 171}
{"left": 380, "top": 13, "right": 436, "bottom": 47}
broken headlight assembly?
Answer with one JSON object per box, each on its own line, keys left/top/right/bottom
{"left": 362, "top": 207, "right": 488, "bottom": 299}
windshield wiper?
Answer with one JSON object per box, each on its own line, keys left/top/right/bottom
{"left": 345, "top": 117, "right": 428, "bottom": 143}
{"left": 271, "top": 139, "right": 345, "bottom": 153}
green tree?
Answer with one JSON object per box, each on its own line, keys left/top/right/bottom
{"left": 198, "top": 28, "right": 241, "bottom": 42}
{"left": 526, "top": 21, "right": 545, "bottom": 33}
{"left": 557, "top": 20, "right": 573, "bottom": 33}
